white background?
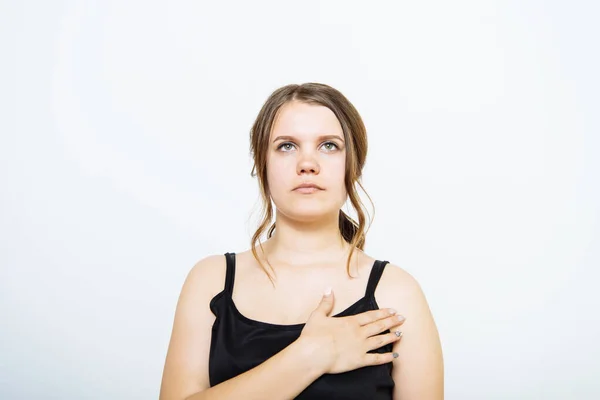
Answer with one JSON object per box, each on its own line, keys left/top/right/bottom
{"left": 1, "top": 1, "right": 599, "bottom": 399}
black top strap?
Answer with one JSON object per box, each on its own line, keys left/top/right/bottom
{"left": 224, "top": 252, "right": 236, "bottom": 295}
{"left": 365, "top": 260, "right": 389, "bottom": 298}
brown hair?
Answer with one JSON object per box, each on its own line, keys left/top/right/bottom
{"left": 249, "top": 83, "right": 373, "bottom": 282}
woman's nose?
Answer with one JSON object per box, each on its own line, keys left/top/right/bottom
{"left": 296, "top": 153, "right": 320, "bottom": 175}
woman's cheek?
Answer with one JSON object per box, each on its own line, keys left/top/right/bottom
{"left": 266, "top": 164, "right": 288, "bottom": 197}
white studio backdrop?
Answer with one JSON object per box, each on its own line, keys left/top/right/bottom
{"left": 1, "top": 1, "right": 598, "bottom": 399}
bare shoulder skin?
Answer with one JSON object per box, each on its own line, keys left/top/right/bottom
{"left": 375, "top": 264, "right": 445, "bottom": 399}
{"left": 159, "top": 255, "right": 226, "bottom": 400}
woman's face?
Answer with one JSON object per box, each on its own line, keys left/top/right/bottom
{"left": 266, "top": 100, "right": 347, "bottom": 222}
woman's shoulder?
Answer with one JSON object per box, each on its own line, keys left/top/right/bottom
{"left": 380, "top": 260, "right": 420, "bottom": 288}
{"left": 184, "top": 250, "right": 258, "bottom": 296}
{"left": 188, "top": 254, "right": 227, "bottom": 278}
{"left": 359, "top": 252, "right": 425, "bottom": 304}
{"left": 373, "top": 258, "right": 433, "bottom": 324}
{"left": 183, "top": 254, "right": 229, "bottom": 301}
{"left": 357, "top": 250, "right": 415, "bottom": 283}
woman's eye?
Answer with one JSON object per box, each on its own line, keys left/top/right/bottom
{"left": 322, "top": 142, "right": 339, "bottom": 151}
{"left": 277, "top": 142, "right": 339, "bottom": 152}
{"left": 279, "top": 143, "right": 295, "bottom": 151}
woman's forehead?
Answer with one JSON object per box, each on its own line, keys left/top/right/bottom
{"left": 270, "top": 101, "right": 343, "bottom": 140}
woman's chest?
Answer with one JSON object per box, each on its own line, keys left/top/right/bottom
{"left": 209, "top": 302, "right": 394, "bottom": 399}
{"left": 232, "top": 270, "right": 370, "bottom": 325}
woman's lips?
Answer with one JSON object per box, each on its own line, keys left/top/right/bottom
{"left": 294, "top": 187, "right": 322, "bottom": 194}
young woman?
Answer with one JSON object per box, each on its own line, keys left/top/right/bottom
{"left": 160, "top": 83, "right": 444, "bottom": 399}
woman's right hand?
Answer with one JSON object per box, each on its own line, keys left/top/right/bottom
{"left": 297, "top": 288, "right": 405, "bottom": 375}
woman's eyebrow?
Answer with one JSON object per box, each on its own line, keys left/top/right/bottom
{"left": 272, "top": 134, "right": 345, "bottom": 143}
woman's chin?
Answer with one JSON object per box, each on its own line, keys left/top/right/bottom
{"left": 279, "top": 208, "right": 338, "bottom": 223}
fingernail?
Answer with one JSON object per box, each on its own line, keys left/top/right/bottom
{"left": 324, "top": 287, "right": 332, "bottom": 296}
{"left": 397, "top": 315, "right": 405, "bottom": 322}
{"left": 393, "top": 352, "right": 399, "bottom": 358}
{"left": 395, "top": 330, "right": 403, "bottom": 337}
{"left": 388, "top": 308, "right": 397, "bottom": 315}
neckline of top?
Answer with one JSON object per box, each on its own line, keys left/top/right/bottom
{"left": 217, "top": 253, "right": 385, "bottom": 330}
{"left": 223, "top": 291, "right": 378, "bottom": 331}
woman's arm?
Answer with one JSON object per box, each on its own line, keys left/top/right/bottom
{"left": 159, "top": 256, "right": 325, "bottom": 400}
{"left": 186, "top": 340, "right": 322, "bottom": 400}
{"left": 377, "top": 265, "right": 444, "bottom": 400}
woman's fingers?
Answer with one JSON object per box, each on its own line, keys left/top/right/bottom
{"left": 363, "top": 351, "right": 399, "bottom": 366}
{"left": 364, "top": 330, "right": 403, "bottom": 351}
{"left": 361, "top": 313, "right": 406, "bottom": 337}
{"left": 352, "top": 308, "right": 399, "bottom": 326}
{"left": 300, "top": 305, "right": 405, "bottom": 374}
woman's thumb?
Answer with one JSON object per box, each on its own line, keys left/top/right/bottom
{"left": 315, "top": 287, "right": 334, "bottom": 316}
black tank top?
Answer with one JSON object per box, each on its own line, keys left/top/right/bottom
{"left": 208, "top": 253, "right": 395, "bottom": 399}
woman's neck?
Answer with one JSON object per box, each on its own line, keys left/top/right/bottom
{"left": 261, "top": 210, "right": 352, "bottom": 267}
